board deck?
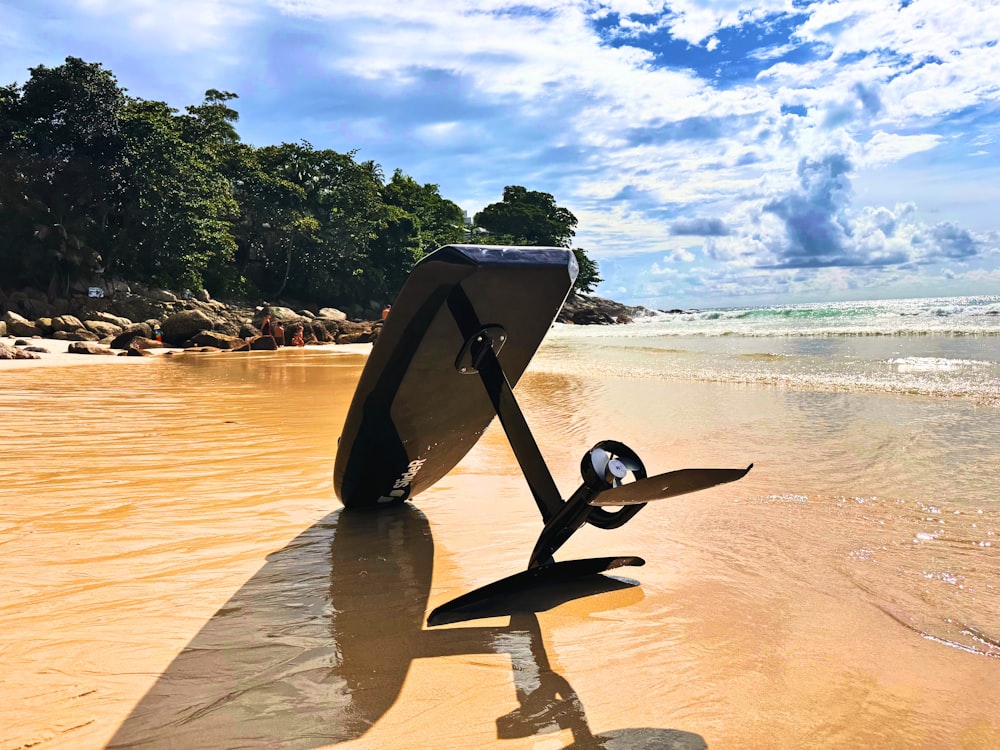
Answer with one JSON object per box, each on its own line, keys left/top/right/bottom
{"left": 333, "top": 245, "right": 577, "bottom": 509}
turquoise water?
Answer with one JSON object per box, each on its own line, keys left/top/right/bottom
{"left": 539, "top": 296, "right": 1000, "bottom": 406}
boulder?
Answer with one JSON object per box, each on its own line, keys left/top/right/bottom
{"left": 317, "top": 307, "right": 348, "bottom": 321}
{"left": 2, "top": 311, "right": 40, "bottom": 337}
{"left": 111, "top": 332, "right": 162, "bottom": 350}
{"left": 0, "top": 341, "right": 39, "bottom": 359}
{"left": 35, "top": 317, "right": 54, "bottom": 335}
{"left": 0, "top": 320, "right": 6, "bottom": 337}
{"left": 336, "top": 332, "right": 370, "bottom": 345}
{"left": 256, "top": 305, "right": 303, "bottom": 326}
{"left": 93, "top": 311, "right": 133, "bottom": 328}
{"left": 148, "top": 288, "right": 179, "bottom": 303}
{"left": 308, "top": 320, "right": 335, "bottom": 343}
{"left": 160, "top": 309, "right": 217, "bottom": 345}
{"left": 51, "top": 314, "right": 85, "bottom": 332}
{"left": 67, "top": 341, "right": 117, "bottom": 355}
{"left": 84, "top": 320, "right": 124, "bottom": 339}
{"left": 188, "top": 330, "right": 249, "bottom": 350}
{"left": 125, "top": 346, "right": 156, "bottom": 357}
{"left": 250, "top": 335, "right": 279, "bottom": 350}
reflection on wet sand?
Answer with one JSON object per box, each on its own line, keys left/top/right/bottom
{"left": 108, "top": 505, "right": 704, "bottom": 749}
{"left": 3, "top": 351, "right": 999, "bottom": 748}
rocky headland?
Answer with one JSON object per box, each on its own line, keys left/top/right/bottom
{"left": 1, "top": 283, "right": 654, "bottom": 361}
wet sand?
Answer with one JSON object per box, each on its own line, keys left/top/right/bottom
{"left": 2, "top": 348, "right": 998, "bottom": 749}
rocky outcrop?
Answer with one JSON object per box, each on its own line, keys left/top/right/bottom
{"left": 2, "top": 311, "right": 41, "bottom": 337}
{"left": 556, "top": 293, "right": 653, "bottom": 325}
{"left": 0, "top": 341, "right": 40, "bottom": 359}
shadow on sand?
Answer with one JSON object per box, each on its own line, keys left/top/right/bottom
{"left": 108, "top": 505, "right": 706, "bottom": 749}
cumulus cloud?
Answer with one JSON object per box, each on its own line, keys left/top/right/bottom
{"left": 707, "top": 153, "right": 983, "bottom": 272}
{"left": 4, "top": 0, "right": 998, "bottom": 306}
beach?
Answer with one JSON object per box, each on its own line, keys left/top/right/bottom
{"left": 2, "top": 305, "right": 998, "bottom": 749}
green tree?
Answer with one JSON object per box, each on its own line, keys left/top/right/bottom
{"left": 116, "top": 97, "right": 237, "bottom": 291}
{"left": 0, "top": 57, "right": 128, "bottom": 296}
{"left": 382, "top": 169, "right": 465, "bottom": 253}
{"left": 571, "top": 247, "right": 602, "bottom": 294}
{"left": 473, "top": 185, "right": 577, "bottom": 248}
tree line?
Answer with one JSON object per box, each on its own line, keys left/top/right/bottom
{"left": 0, "top": 57, "right": 602, "bottom": 309}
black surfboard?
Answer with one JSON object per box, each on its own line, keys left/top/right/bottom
{"left": 334, "top": 244, "right": 577, "bottom": 509}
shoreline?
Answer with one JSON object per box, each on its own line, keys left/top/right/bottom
{"left": 0, "top": 335, "right": 373, "bottom": 368}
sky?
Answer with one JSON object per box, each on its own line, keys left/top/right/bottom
{"left": 2, "top": 1, "right": 999, "bottom": 309}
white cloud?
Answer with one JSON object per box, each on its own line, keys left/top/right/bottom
{"left": 4, "top": 0, "right": 998, "bottom": 306}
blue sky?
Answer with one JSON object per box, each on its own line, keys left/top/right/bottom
{"left": 2, "top": 0, "right": 999, "bottom": 308}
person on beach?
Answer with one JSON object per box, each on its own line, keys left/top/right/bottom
{"left": 381, "top": 304, "right": 391, "bottom": 320}
{"left": 274, "top": 321, "right": 285, "bottom": 346}
{"left": 292, "top": 327, "right": 304, "bottom": 347}
{"left": 260, "top": 314, "right": 273, "bottom": 337}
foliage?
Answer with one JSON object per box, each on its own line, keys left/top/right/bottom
{"left": 0, "top": 57, "right": 603, "bottom": 310}
{"left": 382, "top": 169, "right": 466, "bottom": 253}
{"left": 471, "top": 184, "right": 602, "bottom": 295}
{"left": 0, "top": 57, "right": 128, "bottom": 296}
{"left": 571, "top": 247, "right": 603, "bottom": 295}
{"left": 474, "top": 186, "right": 577, "bottom": 248}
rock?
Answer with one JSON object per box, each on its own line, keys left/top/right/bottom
{"left": 196, "top": 289, "right": 211, "bottom": 303}
{"left": 2, "top": 311, "right": 40, "bottom": 337}
{"left": 160, "top": 309, "right": 217, "bottom": 345}
{"left": 111, "top": 332, "right": 162, "bottom": 350}
{"left": 23, "top": 345, "right": 50, "bottom": 353}
{"left": 35, "top": 317, "right": 54, "bottom": 335}
{"left": 256, "top": 305, "right": 304, "bottom": 327}
{"left": 93, "top": 311, "right": 133, "bottom": 328}
{"left": 67, "top": 341, "right": 117, "bottom": 355}
{"left": 188, "top": 330, "right": 248, "bottom": 350}
{"left": 51, "top": 314, "right": 85, "bottom": 332}
{"left": 148, "top": 288, "right": 179, "bottom": 303}
{"left": 125, "top": 346, "right": 156, "bottom": 357}
{"left": 556, "top": 293, "right": 652, "bottom": 325}
{"left": 336, "top": 332, "right": 369, "bottom": 345}
{"left": 0, "top": 320, "right": 6, "bottom": 337}
{"left": 0, "top": 341, "right": 39, "bottom": 359}
{"left": 250, "top": 335, "right": 279, "bottom": 350}
{"left": 84, "top": 320, "right": 124, "bottom": 339}
{"left": 317, "top": 307, "right": 348, "bottom": 321}
{"left": 65, "top": 329, "right": 101, "bottom": 341}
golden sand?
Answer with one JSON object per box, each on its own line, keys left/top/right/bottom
{"left": 1, "top": 348, "right": 997, "bottom": 749}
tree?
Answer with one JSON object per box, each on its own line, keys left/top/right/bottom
{"left": 0, "top": 57, "right": 129, "bottom": 296}
{"left": 571, "top": 247, "right": 602, "bottom": 294}
{"left": 116, "top": 97, "right": 237, "bottom": 291}
{"left": 383, "top": 169, "right": 465, "bottom": 253}
{"left": 473, "top": 185, "right": 577, "bottom": 247}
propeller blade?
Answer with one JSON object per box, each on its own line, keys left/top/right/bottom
{"left": 589, "top": 448, "right": 611, "bottom": 478}
{"left": 589, "top": 464, "right": 753, "bottom": 506}
{"left": 618, "top": 454, "right": 643, "bottom": 473}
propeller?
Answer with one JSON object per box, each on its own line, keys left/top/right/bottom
{"left": 581, "top": 440, "right": 646, "bottom": 490}
{"left": 589, "top": 464, "right": 754, "bottom": 506}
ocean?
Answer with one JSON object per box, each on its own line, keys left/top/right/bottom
{"left": 538, "top": 295, "right": 1000, "bottom": 406}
